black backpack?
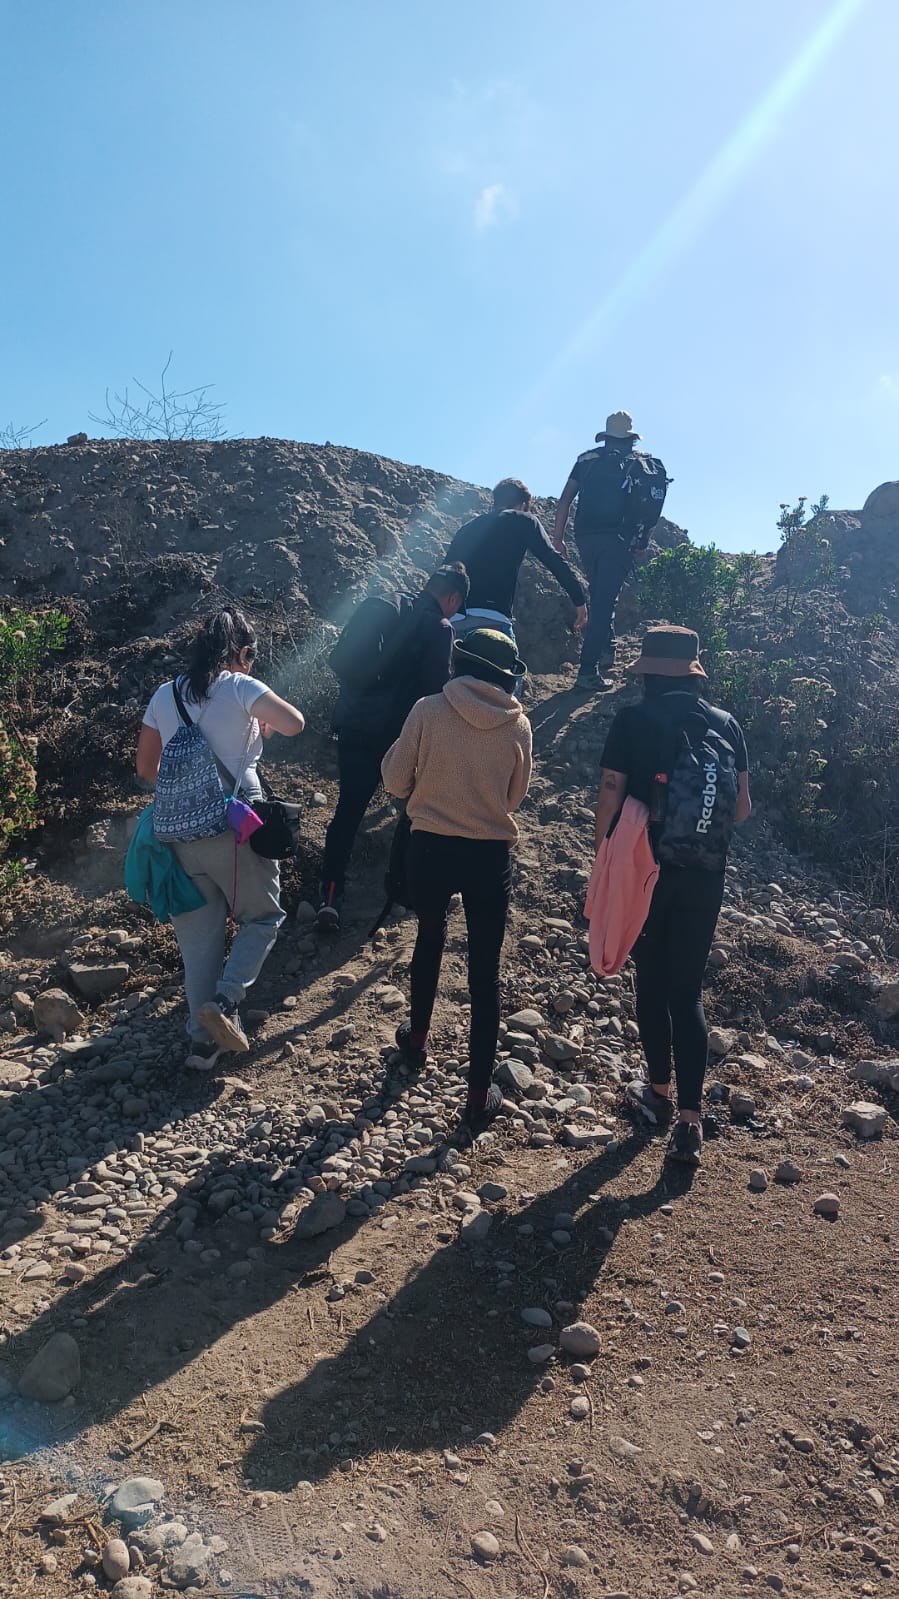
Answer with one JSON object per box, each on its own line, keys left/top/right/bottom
{"left": 648, "top": 698, "right": 738, "bottom": 872}
{"left": 575, "top": 448, "right": 670, "bottom": 537}
{"left": 329, "top": 594, "right": 412, "bottom": 693}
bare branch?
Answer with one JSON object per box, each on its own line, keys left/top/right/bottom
{"left": 89, "top": 352, "right": 227, "bottom": 441}
{"left": 0, "top": 419, "right": 47, "bottom": 449}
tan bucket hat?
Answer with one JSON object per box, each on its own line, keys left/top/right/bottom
{"left": 595, "top": 409, "right": 641, "bottom": 443}
{"left": 627, "top": 626, "right": 707, "bottom": 679}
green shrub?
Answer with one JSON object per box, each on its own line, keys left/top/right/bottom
{"left": 0, "top": 607, "right": 69, "bottom": 864}
{"left": 637, "top": 544, "right": 762, "bottom": 673}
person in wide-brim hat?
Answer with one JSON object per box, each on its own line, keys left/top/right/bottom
{"left": 595, "top": 409, "right": 641, "bottom": 443}
{"left": 626, "top": 625, "right": 707, "bottom": 678}
{"left": 589, "top": 623, "right": 752, "bottom": 1171}
{"left": 452, "top": 626, "right": 528, "bottom": 691}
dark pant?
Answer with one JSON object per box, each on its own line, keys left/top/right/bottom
{"left": 407, "top": 832, "right": 512, "bottom": 1093}
{"left": 631, "top": 866, "right": 725, "bottom": 1113}
{"left": 321, "top": 735, "right": 388, "bottom": 892}
{"left": 577, "top": 532, "right": 634, "bottom": 670}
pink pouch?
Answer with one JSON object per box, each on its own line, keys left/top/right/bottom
{"left": 226, "top": 796, "right": 263, "bottom": 845}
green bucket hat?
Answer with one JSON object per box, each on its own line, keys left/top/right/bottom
{"left": 452, "top": 628, "right": 527, "bottom": 690}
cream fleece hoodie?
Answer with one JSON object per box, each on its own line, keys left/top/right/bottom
{"left": 381, "top": 678, "right": 533, "bottom": 843}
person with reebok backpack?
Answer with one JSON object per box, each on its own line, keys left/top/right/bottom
{"left": 444, "top": 478, "right": 587, "bottom": 655}
{"left": 136, "top": 610, "right": 305, "bottom": 1069}
{"left": 553, "top": 412, "right": 670, "bottom": 692}
{"left": 317, "top": 563, "right": 470, "bottom": 933}
{"left": 382, "top": 628, "right": 532, "bottom": 1147}
{"left": 592, "top": 628, "right": 751, "bottom": 1167}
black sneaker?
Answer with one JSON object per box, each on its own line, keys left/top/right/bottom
{"left": 454, "top": 1083, "right": 504, "bottom": 1148}
{"left": 394, "top": 1021, "right": 428, "bottom": 1071}
{"left": 665, "top": 1121, "right": 703, "bottom": 1167}
{"left": 316, "top": 881, "right": 342, "bottom": 933}
{"left": 625, "top": 1079, "right": 675, "bottom": 1128}
{"left": 197, "top": 995, "right": 249, "bottom": 1054}
{"left": 185, "top": 1038, "right": 227, "bottom": 1073}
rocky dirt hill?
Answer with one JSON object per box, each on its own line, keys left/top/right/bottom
{"left": 0, "top": 442, "right": 897, "bottom": 1599}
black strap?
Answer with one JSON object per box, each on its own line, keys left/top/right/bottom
{"left": 171, "top": 677, "right": 193, "bottom": 727}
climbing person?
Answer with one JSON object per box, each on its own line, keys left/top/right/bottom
{"left": 136, "top": 609, "right": 306, "bottom": 1069}
{"left": 382, "top": 628, "right": 532, "bottom": 1146}
{"left": 591, "top": 627, "right": 751, "bottom": 1166}
{"left": 444, "top": 478, "right": 587, "bottom": 653}
{"left": 553, "top": 412, "right": 670, "bottom": 692}
{"left": 318, "top": 563, "right": 470, "bottom": 933}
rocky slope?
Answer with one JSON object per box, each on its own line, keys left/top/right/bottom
{"left": 0, "top": 442, "right": 897, "bottom": 1599}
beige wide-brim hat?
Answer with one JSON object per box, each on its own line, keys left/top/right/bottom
{"left": 596, "top": 409, "right": 641, "bottom": 443}
{"left": 627, "top": 626, "right": 707, "bottom": 678}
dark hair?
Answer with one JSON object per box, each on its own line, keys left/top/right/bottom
{"left": 642, "top": 673, "right": 703, "bottom": 699}
{"left": 453, "top": 658, "right": 513, "bottom": 692}
{"left": 493, "top": 478, "right": 531, "bottom": 512}
{"left": 184, "top": 608, "right": 257, "bottom": 702}
{"left": 426, "top": 562, "right": 470, "bottom": 605}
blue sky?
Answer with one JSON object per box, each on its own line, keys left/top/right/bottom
{"left": 1, "top": 0, "right": 896, "bottom": 551}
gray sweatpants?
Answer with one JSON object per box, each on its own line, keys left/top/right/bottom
{"left": 171, "top": 833, "right": 284, "bottom": 1041}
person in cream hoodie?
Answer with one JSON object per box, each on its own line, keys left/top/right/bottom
{"left": 381, "top": 628, "right": 532, "bottom": 1145}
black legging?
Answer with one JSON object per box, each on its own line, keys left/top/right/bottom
{"left": 631, "top": 866, "right": 725, "bottom": 1113}
{"left": 407, "top": 831, "right": 512, "bottom": 1093}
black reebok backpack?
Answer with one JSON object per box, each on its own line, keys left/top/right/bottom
{"left": 575, "top": 448, "right": 670, "bottom": 537}
{"left": 648, "top": 699, "right": 738, "bottom": 872}
{"left": 328, "top": 594, "right": 413, "bottom": 693}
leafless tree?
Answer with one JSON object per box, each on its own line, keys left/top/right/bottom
{"left": 0, "top": 419, "right": 47, "bottom": 449}
{"left": 89, "top": 352, "right": 227, "bottom": 441}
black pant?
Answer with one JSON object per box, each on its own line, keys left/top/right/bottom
{"left": 407, "top": 832, "right": 512, "bottom": 1093}
{"left": 631, "top": 866, "right": 725, "bottom": 1113}
{"left": 577, "top": 532, "right": 634, "bottom": 670}
{"left": 321, "top": 735, "right": 388, "bottom": 892}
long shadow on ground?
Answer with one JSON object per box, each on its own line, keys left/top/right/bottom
{"left": 243, "top": 1136, "right": 691, "bottom": 1489}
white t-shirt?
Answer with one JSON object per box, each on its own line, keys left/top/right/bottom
{"left": 143, "top": 671, "right": 270, "bottom": 792}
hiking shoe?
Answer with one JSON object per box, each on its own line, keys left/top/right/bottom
{"left": 665, "top": 1121, "right": 703, "bottom": 1167}
{"left": 454, "top": 1082, "right": 504, "bottom": 1148}
{"left": 197, "top": 995, "right": 249, "bottom": 1054}
{"left": 625, "top": 1079, "right": 675, "bottom": 1128}
{"left": 185, "top": 1038, "right": 227, "bottom": 1073}
{"left": 316, "top": 882, "right": 342, "bottom": 933}
{"left": 573, "top": 667, "right": 614, "bottom": 695}
{"left": 394, "top": 1021, "right": 428, "bottom": 1071}
{"left": 572, "top": 670, "right": 600, "bottom": 695}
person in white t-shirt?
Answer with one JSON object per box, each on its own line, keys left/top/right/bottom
{"left": 137, "top": 609, "right": 305, "bottom": 1069}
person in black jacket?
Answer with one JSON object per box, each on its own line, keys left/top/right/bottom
{"left": 317, "top": 563, "right": 469, "bottom": 932}
{"left": 444, "top": 479, "right": 587, "bottom": 655}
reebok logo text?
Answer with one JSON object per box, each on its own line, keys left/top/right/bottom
{"left": 695, "top": 761, "right": 717, "bottom": 834}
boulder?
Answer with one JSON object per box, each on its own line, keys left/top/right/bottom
{"left": 67, "top": 961, "right": 130, "bottom": 1001}
{"left": 874, "top": 984, "right": 899, "bottom": 1021}
{"left": 708, "top": 1028, "right": 736, "bottom": 1057}
{"left": 294, "top": 1191, "right": 347, "bottom": 1238}
{"left": 852, "top": 1058, "right": 899, "bottom": 1092}
{"left": 496, "top": 1059, "right": 534, "bottom": 1095}
{"left": 109, "top": 1476, "right": 164, "bottom": 1526}
{"left": 18, "top": 1332, "right": 81, "bottom": 1402}
{"left": 560, "top": 1321, "right": 601, "bottom": 1359}
{"left": 33, "top": 987, "right": 85, "bottom": 1042}
{"left": 841, "top": 1100, "right": 887, "bottom": 1139}
{"left": 544, "top": 1033, "right": 580, "bottom": 1062}
{"left": 507, "top": 1009, "right": 544, "bottom": 1033}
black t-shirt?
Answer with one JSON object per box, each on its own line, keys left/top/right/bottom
{"left": 445, "top": 508, "right": 586, "bottom": 617}
{"left": 600, "top": 691, "right": 749, "bottom": 808}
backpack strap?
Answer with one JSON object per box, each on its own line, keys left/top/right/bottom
{"left": 171, "top": 676, "right": 258, "bottom": 798}
{"left": 171, "top": 677, "right": 194, "bottom": 727}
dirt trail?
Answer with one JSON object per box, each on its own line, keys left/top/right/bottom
{"left": 0, "top": 669, "right": 897, "bottom": 1599}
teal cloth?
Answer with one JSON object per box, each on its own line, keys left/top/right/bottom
{"left": 124, "top": 803, "right": 206, "bottom": 923}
